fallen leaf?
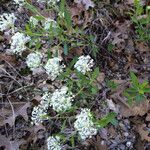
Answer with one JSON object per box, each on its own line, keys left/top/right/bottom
{"left": 25, "top": 124, "right": 46, "bottom": 143}
{"left": 106, "top": 99, "right": 118, "bottom": 112}
{"left": 74, "top": 0, "right": 95, "bottom": 10}
{"left": 125, "top": 0, "right": 134, "bottom": 5}
{"left": 0, "top": 135, "right": 25, "bottom": 150}
{"left": 0, "top": 53, "right": 17, "bottom": 65}
{"left": 134, "top": 136, "right": 145, "bottom": 150}
{"left": 3, "top": 102, "right": 30, "bottom": 126}
{"left": 96, "top": 72, "right": 105, "bottom": 83}
{"left": 137, "top": 124, "right": 150, "bottom": 142}
{"left": 110, "top": 82, "right": 149, "bottom": 117}
{"left": 120, "top": 101, "right": 149, "bottom": 117}
{"left": 94, "top": 136, "right": 108, "bottom": 150}
{"left": 136, "top": 42, "right": 150, "bottom": 52}
{"left": 146, "top": 113, "right": 150, "bottom": 121}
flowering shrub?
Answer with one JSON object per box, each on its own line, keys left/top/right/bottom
{"left": 2, "top": 0, "right": 117, "bottom": 149}
{"left": 26, "top": 52, "right": 42, "bottom": 70}
{"left": 74, "top": 108, "right": 97, "bottom": 140}
{"left": 31, "top": 106, "right": 48, "bottom": 125}
{"left": 44, "top": 57, "right": 65, "bottom": 81}
{"left": 74, "top": 55, "right": 94, "bottom": 74}
{"left": 47, "top": 136, "right": 61, "bottom": 150}
{"left": 37, "top": 0, "right": 60, "bottom": 5}
{"left": 0, "top": 13, "right": 16, "bottom": 32}
{"left": 44, "top": 18, "right": 58, "bottom": 30}
{"left": 10, "top": 32, "right": 30, "bottom": 54}
{"left": 29, "top": 16, "right": 38, "bottom": 27}
{"left": 49, "top": 86, "right": 74, "bottom": 112}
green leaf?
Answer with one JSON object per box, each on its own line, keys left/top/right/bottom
{"left": 92, "top": 67, "right": 100, "bottom": 79}
{"left": 69, "top": 57, "right": 78, "bottom": 68}
{"left": 126, "top": 87, "right": 137, "bottom": 93}
{"left": 143, "top": 88, "right": 150, "bottom": 93}
{"left": 63, "top": 42, "right": 68, "bottom": 55}
{"left": 25, "top": 24, "right": 32, "bottom": 35}
{"left": 47, "top": 49, "right": 52, "bottom": 59}
{"left": 106, "top": 80, "right": 118, "bottom": 90}
{"left": 91, "top": 87, "right": 98, "bottom": 95}
{"left": 130, "top": 72, "right": 139, "bottom": 87}
{"left": 135, "top": 94, "right": 144, "bottom": 103}
{"left": 64, "top": 7, "right": 72, "bottom": 28}
{"left": 96, "top": 112, "right": 117, "bottom": 128}
{"left": 140, "top": 81, "right": 149, "bottom": 89}
{"left": 70, "top": 136, "right": 75, "bottom": 148}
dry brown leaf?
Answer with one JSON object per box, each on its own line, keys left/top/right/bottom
{"left": 0, "top": 135, "right": 25, "bottom": 150}
{"left": 3, "top": 102, "right": 30, "bottom": 126}
{"left": 25, "top": 124, "right": 46, "bottom": 143}
{"left": 134, "top": 136, "right": 145, "bottom": 150}
{"left": 70, "top": 47, "right": 84, "bottom": 56}
{"left": 94, "top": 136, "right": 108, "bottom": 150}
{"left": 125, "top": 0, "right": 134, "bottom": 5}
{"left": 137, "top": 124, "right": 150, "bottom": 142}
{"left": 74, "top": 0, "right": 95, "bottom": 10}
{"left": 0, "top": 53, "right": 17, "bottom": 65}
{"left": 136, "top": 42, "right": 150, "bottom": 52}
{"left": 96, "top": 72, "right": 105, "bottom": 83}
{"left": 110, "top": 82, "right": 149, "bottom": 117}
{"left": 119, "top": 100, "right": 149, "bottom": 117}
{"left": 146, "top": 113, "right": 150, "bottom": 121}
{"left": 70, "top": 3, "right": 92, "bottom": 26}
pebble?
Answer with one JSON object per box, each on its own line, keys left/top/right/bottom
{"left": 124, "top": 132, "right": 129, "bottom": 137}
{"left": 126, "top": 141, "right": 132, "bottom": 147}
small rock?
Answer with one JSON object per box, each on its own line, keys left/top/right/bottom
{"left": 126, "top": 141, "right": 132, "bottom": 147}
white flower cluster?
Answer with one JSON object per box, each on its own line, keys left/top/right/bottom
{"left": 45, "top": 57, "right": 65, "bottom": 81}
{"left": 26, "top": 52, "right": 42, "bottom": 70}
{"left": 47, "top": 136, "right": 61, "bottom": 150}
{"left": 0, "top": 13, "right": 16, "bottom": 31}
{"left": 31, "top": 106, "right": 48, "bottom": 125}
{"left": 50, "top": 86, "right": 74, "bottom": 112}
{"left": 74, "top": 55, "right": 94, "bottom": 74}
{"left": 44, "top": 18, "right": 57, "bottom": 30}
{"left": 29, "top": 16, "right": 38, "bottom": 27}
{"left": 10, "top": 32, "right": 31, "bottom": 54}
{"left": 31, "top": 93, "right": 50, "bottom": 125}
{"left": 13, "top": 0, "right": 25, "bottom": 6}
{"left": 37, "top": 0, "right": 60, "bottom": 5}
{"left": 74, "top": 108, "right": 97, "bottom": 140}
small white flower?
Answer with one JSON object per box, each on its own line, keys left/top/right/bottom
{"left": 74, "top": 108, "right": 97, "bottom": 140}
{"left": 29, "top": 16, "right": 38, "bottom": 27}
{"left": 40, "top": 92, "right": 51, "bottom": 110}
{"left": 37, "top": 0, "right": 60, "bottom": 5}
{"left": 10, "top": 32, "right": 30, "bottom": 54}
{"left": 44, "top": 18, "right": 57, "bottom": 30}
{"left": 47, "top": 136, "right": 61, "bottom": 150}
{"left": 74, "top": 55, "right": 94, "bottom": 74}
{"left": 50, "top": 86, "right": 74, "bottom": 112}
{"left": 0, "top": 13, "right": 17, "bottom": 32}
{"left": 31, "top": 106, "right": 48, "bottom": 125}
{"left": 13, "top": 0, "right": 25, "bottom": 6}
{"left": 26, "top": 52, "right": 42, "bottom": 70}
{"left": 44, "top": 57, "right": 65, "bottom": 81}
{"left": 31, "top": 93, "right": 51, "bottom": 125}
